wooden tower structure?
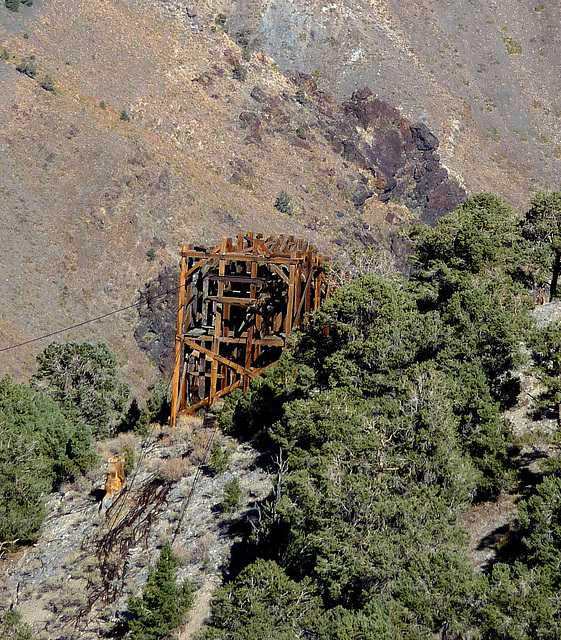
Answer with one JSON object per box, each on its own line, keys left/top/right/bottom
{"left": 170, "top": 234, "right": 328, "bottom": 424}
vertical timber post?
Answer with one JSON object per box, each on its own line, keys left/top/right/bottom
{"left": 170, "top": 250, "right": 188, "bottom": 427}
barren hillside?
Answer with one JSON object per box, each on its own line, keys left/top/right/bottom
{"left": 209, "top": 0, "right": 561, "bottom": 206}
{"left": 0, "top": 0, "right": 463, "bottom": 389}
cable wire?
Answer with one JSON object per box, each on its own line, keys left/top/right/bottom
{"left": 0, "top": 281, "right": 182, "bottom": 354}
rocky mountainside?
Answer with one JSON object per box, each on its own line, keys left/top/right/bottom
{"left": 213, "top": 0, "right": 561, "bottom": 207}
{"left": 0, "top": 0, "right": 465, "bottom": 391}
{"left": 0, "top": 414, "right": 272, "bottom": 639}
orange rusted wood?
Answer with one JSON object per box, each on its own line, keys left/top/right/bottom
{"left": 170, "top": 252, "right": 188, "bottom": 427}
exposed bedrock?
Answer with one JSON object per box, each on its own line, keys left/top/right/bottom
{"left": 293, "top": 77, "right": 466, "bottom": 224}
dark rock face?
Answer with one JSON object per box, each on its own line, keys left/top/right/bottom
{"left": 134, "top": 267, "right": 179, "bottom": 376}
{"left": 293, "top": 75, "right": 466, "bottom": 224}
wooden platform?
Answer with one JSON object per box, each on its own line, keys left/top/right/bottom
{"left": 170, "top": 234, "right": 329, "bottom": 423}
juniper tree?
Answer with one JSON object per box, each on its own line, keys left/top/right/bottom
{"left": 274, "top": 190, "right": 293, "bottom": 215}
{"left": 32, "top": 341, "right": 131, "bottom": 438}
{"left": 523, "top": 190, "right": 561, "bottom": 298}
{"left": 0, "top": 376, "right": 95, "bottom": 544}
{"left": 127, "top": 543, "right": 194, "bottom": 640}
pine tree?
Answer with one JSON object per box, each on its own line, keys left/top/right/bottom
{"left": 127, "top": 543, "right": 194, "bottom": 640}
{"left": 523, "top": 190, "right": 561, "bottom": 297}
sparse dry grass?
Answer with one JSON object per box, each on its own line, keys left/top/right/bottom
{"left": 176, "top": 413, "right": 204, "bottom": 433}
{"left": 156, "top": 456, "right": 190, "bottom": 481}
{"left": 176, "top": 532, "right": 214, "bottom": 566}
{"left": 189, "top": 430, "right": 215, "bottom": 465}
{"left": 97, "top": 432, "right": 141, "bottom": 463}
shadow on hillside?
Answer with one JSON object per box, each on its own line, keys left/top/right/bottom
{"left": 516, "top": 448, "right": 548, "bottom": 498}
{"left": 475, "top": 449, "right": 550, "bottom": 574}
{"left": 476, "top": 521, "right": 524, "bottom": 573}
{"left": 217, "top": 506, "right": 261, "bottom": 581}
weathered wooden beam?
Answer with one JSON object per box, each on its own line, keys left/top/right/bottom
{"left": 314, "top": 270, "right": 323, "bottom": 310}
{"left": 183, "top": 335, "right": 285, "bottom": 346}
{"left": 184, "top": 258, "right": 208, "bottom": 280}
{"left": 170, "top": 253, "right": 188, "bottom": 426}
{"left": 269, "top": 264, "right": 290, "bottom": 284}
{"left": 183, "top": 338, "right": 249, "bottom": 377}
{"left": 181, "top": 251, "right": 306, "bottom": 264}
{"left": 204, "top": 274, "right": 265, "bottom": 284}
{"left": 294, "top": 267, "right": 314, "bottom": 328}
{"left": 244, "top": 325, "right": 254, "bottom": 392}
{"left": 285, "top": 261, "right": 296, "bottom": 335}
{"left": 206, "top": 295, "right": 260, "bottom": 306}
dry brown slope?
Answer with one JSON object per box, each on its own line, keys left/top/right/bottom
{"left": 0, "top": 0, "right": 465, "bottom": 389}
{"left": 0, "top": 0, "right": 385, "bottom": 389}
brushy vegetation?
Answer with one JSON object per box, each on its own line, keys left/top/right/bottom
{"left": 295, "top": 88, "right": 308, "bottom": 105}
{"left": 232, "top": 63, "right": 247, "bottom": 82}
{"left": 0, "top": 340, "right": 171, "bottom": 548}
{"left": 4, "top": 189, "right": 561, "bottom": 638}
{"left": 126, "top": 543, "right": 194, "bottom": 640}
{"left": 40, "top": 75, "right": 55, "bottom": 92}
{"left": 0, "top": 609, "right": 34, "bottom": 640}
{"left": 214, "top": 12, "right": 226, "bottom": 27}
{"left": 0, "top": 376, "right": 96, "bottom": 545}
{"left": 15, "top": 56, "right": 37, "bottom": 78}
{"left": 220, "top": 477, "right": 243, "bottom": 513}
{"left": 204, "top": 191, "right": 561, "bottom": 640}
{"left": 4, "top": 0, "right": 31, "bottom": 11}
{"left": 274, "top": 190, "right": 294, "bottom": 215}
{"left": 32, "top": 341, "right": 131, "bottom": 439}
{"left": 207, "top": 441, "right": 230, "bottom": 475}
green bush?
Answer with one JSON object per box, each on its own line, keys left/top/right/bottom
{"left": 235, "top": 27, "right": 251, "bottom": 48}
{"left": 232, "top": 63, "right": 247, "bottom": 82}
{"left": 528, "top": 320, "right": 561, "bottom": 419}
{"left": 39, "top": 75, "right": 55, "bottom": 92}
{"left": 199, "top": 560, "right": 324, "bottom": 640}
{"left": 127, "top": 543, "right": 194, "bottom": 640}
{"left": 139, "top": 378, "right": 171, "bottom": 430}
{"left": 220, "top": 477, "right": 243, "bottom": 513}
{"left": 274, "top": 190, "right": 294, "bottom": 215}
{"left": 0, "top": 49, "right": 10, "bottom": 61}
{"left": 0, "top": 376, "right": 96, "bottom": 545}
{"left": 5, "top": 0, "right": 20, "bottom": 12}
{"left": 295, "top": 88, "right": 308, "bottom": 104}
{"left": 123, "top": 444, "right": 136, "bottom": 476}
{"left": 120, "top": 110, "right": 131, "bottom": 122}
{"left": 207, "top": 441, "right": 230, "bottom": 475}
{"left": 0, "top": 609, "right": 34, "bottom": 640}
{"left": 215, "top": 12, "right": 226, "bottom": 27}
{"left": 15, "top": 56, "right": 37, "bottom": 78}
{"left": 523, "top": 189, "right": 561, "bottom": 297}
{"left": 32, "top": 341, "right": 131, "bottom": 438}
